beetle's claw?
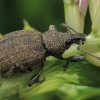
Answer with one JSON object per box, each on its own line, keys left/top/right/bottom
{"left": 63, "top": 65, "right": 67, "bottom": 72}
{"left": 38, "top": 77, "right": 46, "bottom": 83}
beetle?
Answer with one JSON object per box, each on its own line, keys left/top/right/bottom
{"left": 0, "top": 23, "right": 99, "bottom": 87}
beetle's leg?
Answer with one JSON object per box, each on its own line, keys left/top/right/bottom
{"left": 77, "top": 40, "right": 100, "bottom": 60}
{"left": 59, "top": 55, "right": 85, "bottom": 71}
{"left": 2, "top": 64, "right": 30, "bottom": 78}
{"left": 1, "top": 67, "right": 15, "bottom": 78}
{"left": 27, "top": 63, "right": 45, "bottom": 87}
{"left": 14, "top": 63, "right": 30, "bottom": 72}
{"left": 63, "top": 60, "right": 69, "bottom": 71}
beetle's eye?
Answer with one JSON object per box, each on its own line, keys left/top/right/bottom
{"left": 65, "top": 40, "right": 71, "bottom": 48}
{"left": 65, "top": 41, "right": 71, "bottom": 49}
{"left": 66, "top": 40, "right": 71, "bottom": 45}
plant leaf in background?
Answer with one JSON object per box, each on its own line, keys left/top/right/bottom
{"left": 23, "top": 20, "right": 35, "bottom": 30}
{"left": 0, "top": 0, "right": 100, "bottom": 100}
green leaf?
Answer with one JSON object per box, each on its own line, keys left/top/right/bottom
{"left": 0, "top": 56, "right": 100, "bottom": 100}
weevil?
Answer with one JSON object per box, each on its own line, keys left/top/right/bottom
{"left": 0, "top": 23, "right": 99, "bottom": 87}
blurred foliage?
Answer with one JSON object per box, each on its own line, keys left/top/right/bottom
{"left": 0, "top": 0, "right": 91, "bottom": 34}
{"left": 1, "top": 57, "right": 100, "bottom": 100}
{"left": 0, "top": 0, "right": 65, "bottom": 34}
{"left": 0, "top": 0, "right": 100, "bottom": 100}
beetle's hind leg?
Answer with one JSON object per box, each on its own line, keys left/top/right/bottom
{"left": 27, "top": 63, "right": 45, "bottom": 87}
{"left": 1, "top": 66, "right": 15, "bottom": 78}
{"left": 2, "top": 63, "right": 30, "bottom": 78}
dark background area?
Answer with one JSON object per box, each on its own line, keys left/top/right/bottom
{"left": 0, "top": 0, "right": 65, "bottom": 34}
{"left": 0, "top": 0, "right": 91, "bottom": 35}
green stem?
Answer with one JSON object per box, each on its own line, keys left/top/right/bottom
{"left": 92, "top": 4, "right": 100, "bottom": 35}
{"left": 63, "top": 0, "right": 84, "bottom": 33}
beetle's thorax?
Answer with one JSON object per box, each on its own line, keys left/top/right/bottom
{"left": 42, "top": 25, "right": 72, "bottom": 58}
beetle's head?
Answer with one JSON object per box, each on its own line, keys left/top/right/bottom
{"left": 61, "top": 23, "right": 100, "bottom": 60}
{"left": 73, "top": 33, "right": 86, "bottom": 45}
{"left": 61, "top": 23, "right": 86, "bottom": 45}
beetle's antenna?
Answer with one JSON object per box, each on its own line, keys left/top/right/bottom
{"left": 60, "top": 23, "right": 72, "bottom": 33}
{"left": 66, "top": 28, "right": 72, "bottom": 34}
{"left": 77, "top": 40, "right": 100, "bottom": 60}
{"left": 61, "top": 23, "right": 78, "bottom": 34}
{"left": 65, "top": 27, "right": 72, "bottom": 34}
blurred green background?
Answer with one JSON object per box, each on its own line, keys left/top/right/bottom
{"left": 0, "top": 0, "right": 65, "bottom": 34}
{"left": 0, "top": 0, "right": 98, "bottom": 100}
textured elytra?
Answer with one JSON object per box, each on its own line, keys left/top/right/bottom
{"left": 0, "top": 30, "right": 46, "bottom": 75}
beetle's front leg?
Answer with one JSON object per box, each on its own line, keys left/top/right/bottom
{"left": 59, "top": 55, "right": 85, "bottom": 71}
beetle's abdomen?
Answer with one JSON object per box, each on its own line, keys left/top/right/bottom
{"left": 0, "top": 30, "right": 46, "bottom": 74}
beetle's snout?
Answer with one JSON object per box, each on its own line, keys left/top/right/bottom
{"left": 77, "top": 34, "right": 86, "bottom": 45}
{"left": 77, "top": 39, "right": 85, "bottom": 45}
{"left": 80, "top": 38, "right": 85, "bottom": 45}
{"left": 81, "top": 35, "right": 86, "bottom": 45}
{"left": 81, "top": 40, "right": 85, "bottom": 44}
